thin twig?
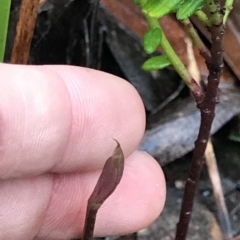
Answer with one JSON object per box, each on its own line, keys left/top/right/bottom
{"left": 184, "top": 26, "right": 232, "bottom": 238}
{"left": 151, "top": 81, "right": 185, "bottom": 114}
{"left": 175, "top": 1, "right": 226, "bottom": 239}
{"left": 194, "top": 10, "right": 210, "bottom": 26}
{"left": 181, "top": 18, "right": 211, "bottom": 65}
{"left": 230, "top": 202, "right": 240, "bottom": 216}
{"left": 11, "top": 0, "right": 40, "bottom": 64}
{"left": 185, "top": 31, "right": 232, "bottom": 238}
{"left": 205, "top": 140, "right": 232, "bottom": 239}
{"left": 82, "top": 206, "right": 98, "bottom": 240}
{"left": 185, "top": 37, "right": 200, "bottom": 84}
{"left": 146, "top": 16, "right": 203, "bottom": 100}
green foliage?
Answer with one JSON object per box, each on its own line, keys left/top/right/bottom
{"left": 137, "top": 0, "right": 233, "bottom": 73}
{"left": 0, "top": 0, "right": 11, "bottom": 62}
{"left": 142, "top": 0, "right": 205, "bottom": 19}
{"left": 134, "top": 0, "right": 148, "bottom": 6}
{"left": 138, "top": 0, "right": 206, "bottom": 72}
{"left": 142, "top": 0, "right": 183, "bottom": 18}
{"left": 143, "top": 28, "right": 162, "bottom": 54}
{"left": 142, "top": 55, "right": 171, "bottom": 71}
{"left": 177, "top": 0, "right": 204, "bottom": 20}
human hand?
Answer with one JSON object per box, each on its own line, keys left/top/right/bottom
{"left": 0, "top": 64, "right": 166, "bottom": 240}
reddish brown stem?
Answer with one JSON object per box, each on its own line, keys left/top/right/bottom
{"left": 82, "top": 141, "right": 124, "bottom": 240}
{"left": 82, "top": 204, "right": 98, "bottom": 240}
{"left": 175, "top": 10, "right": 225, "bottom": 240}
{"left": 11, "top": 0, "right": 40, "bottom": 64}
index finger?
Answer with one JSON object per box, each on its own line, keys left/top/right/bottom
{"left": 0, "top": 64, "right": 145, "bottom": 179}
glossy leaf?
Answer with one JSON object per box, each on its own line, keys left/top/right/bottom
{"left": 82, "top": 141, "right": 124, "bottom": 240}
{"left": 142, "top": 55, "right": 171, "bottom": 71}
{"left": 177, "top": 0, "right": 204, "bottom": 20}
{"left": 143, "top": 28, "right": 162, "bottom": 54}
{"left": 142, "top": 0, "right": 183, "bottom": 18}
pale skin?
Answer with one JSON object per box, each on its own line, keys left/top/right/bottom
{"left": 0, "top": 64, "right": 166, "bottom": 240}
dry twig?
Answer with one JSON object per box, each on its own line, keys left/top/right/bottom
{"left": 11, "top": 0, "right": 40, "bottom": 64}
{"left": 175, "top": 1, "right": 226, "bottom": 239}
{"left": 205, "top": 141, "right": 232, "bottom": 238}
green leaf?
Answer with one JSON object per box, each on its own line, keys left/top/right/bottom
{"left": 0, "top": 0, "right": 11, "bottom": 62}
{"left": 177, "top": 0, "right": 204, "bottom": 20}
{"left": 143, "top": 28, "right": 162, "bottom": 54}
{"left": 142, "top": 0, "right": 183, "bottom": 18}
{"left": 134, "top": 0, "right": 148, "bottom": 6}
{"left": 142, "top": 55, "right": 171, "bottom": 71}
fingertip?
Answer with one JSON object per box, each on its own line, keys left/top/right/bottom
{"left": 0, "top": 64, "right": 146, "bottom": 178}
{"left": 44, "top": 65, "right": 146, "bottom": 171}
{"left": 46, "top": 65, "right": 146, "bottom": 167}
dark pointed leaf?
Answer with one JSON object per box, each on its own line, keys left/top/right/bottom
{"left": 88, "top": 140, "right": 124, "bottom": 206}
{"left": 82, "top": 140, "right": 124, "bottom": 240}
{"left": 142, "top": 55, "right": 171, "bottom": 71}
{"left": 143, "top": 27, "right": 162, "bottom": 54}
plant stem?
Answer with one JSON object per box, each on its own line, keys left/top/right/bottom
{"left": 147, "top": 16, "right": 191, "bottom": 85}
{"left": 0, "top": 0, "right": 11, "bottom": 62}
{"left": 194, "top": 10, "right": 210, "bottom": 26}
{"left": 181, "top": 18, "right": 211, "bottom": 64}
{"left": 146, "top": 16, "right": 203, "bottom": 101}
{"left": 82, "top": 204, "right": 98, "bottom": 240}
{"left": 205, "top": 0, "right": 222, "bottom": 25}
{"left": 11, "top": 0, "right": 40, "bottom": 64}
{"left": 223, "top": 0, "right": 235, "bottom": 25}
{"left": 160, "top": 28, "right": 192, "bottom": 89}
{"left": 175, "top": 2, "right": 225, "bottom": 240}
